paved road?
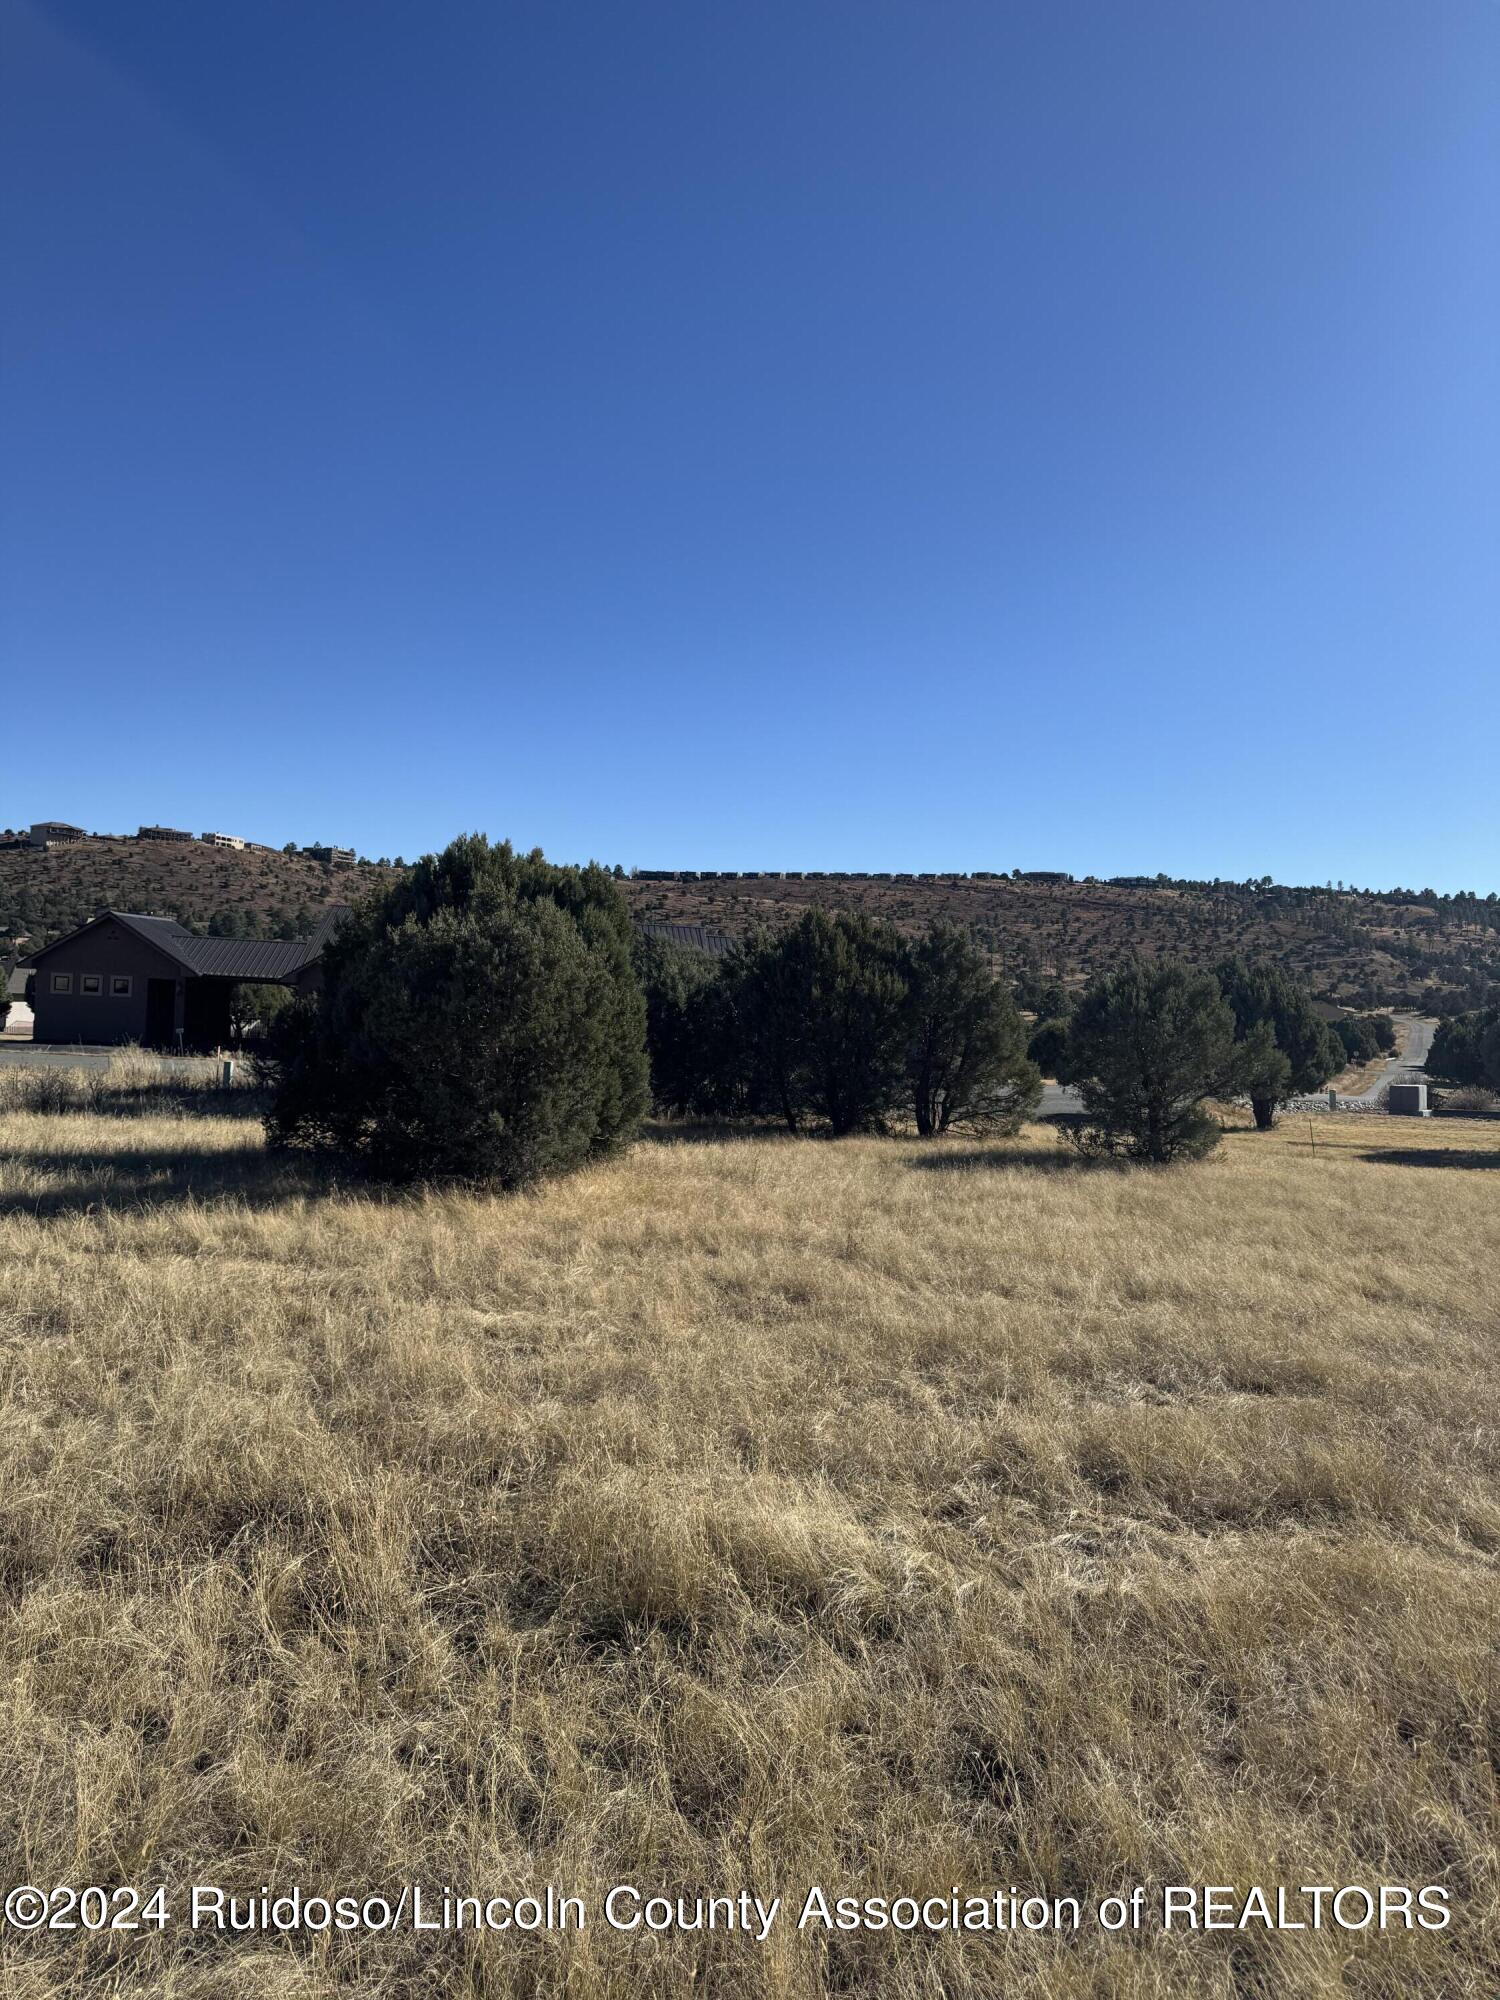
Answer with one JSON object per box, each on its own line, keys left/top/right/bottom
{"left": 1344, "top": 1013, "right": 1434, "bottom": 1104}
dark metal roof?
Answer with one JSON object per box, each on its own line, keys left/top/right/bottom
{"left": 30, "top": 910, "right": 342, "bottom": 984}
{"left": 109, "top": 912, "right": 197, "bottom": 967}
{"left": 29, "top": 910, "right": 199, "bottom": 972}
{"left": 176, "top": 936, "right": 317, "bottom": 980}
{"left": 638, "top": 920, "right": 736, "bottom": 959}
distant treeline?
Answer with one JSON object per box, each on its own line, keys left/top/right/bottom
{"left": 255, "top": 839, "right": 1494, "bottom": 1191}
{"left": 634, "top": 914, "right": 1040, "bottom": 1138}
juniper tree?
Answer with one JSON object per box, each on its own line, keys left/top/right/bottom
{"left": 266, "top": 835, "right": 648, "bottom": 1187}
{"left": 905, "top": 923, "right": 1040, "bottom": 1135}
{"left": 1428, "top": 1006, "right": 1499, "bottom": 1086}
{"left": 1060, "top": 957, "right": 1237, "bottom": 1162}
{"left": 1213, "top": 957, "right": 1342, "bottom": 1128}
{"left": 632, "top": 928, "right": 717, "bottom": 1114}
{"left": 732, "top": 911, "right": 909, "bottom": 1135}
{"left": 1026, "top": 1017, "right": 1072, "bottom": 1080}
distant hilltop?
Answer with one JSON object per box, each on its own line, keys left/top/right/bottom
{"left": 0, "top": 832, "right": 402, "bottom": 958}
{"left": 6, "top": 821, "right": 357, "bottom": 866}
{"left": 622, "top": 870, "right": 1498, "bottom": 1017}
{"left": 631, "top": 867, "right": 1076, "bottom": 883}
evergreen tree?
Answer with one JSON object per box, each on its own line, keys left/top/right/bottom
{"left": 1428, "top": 1006, "right": 1499, "bottom": 1086}
{"left": 1027, "top": 1017, "right": 1072, "bottom": 1079}
{"left": 1331, "top": 1015, "right": 1386, "bottom": 1064}
{"left": 632, "top": 929, "right": 717, "bottom": 1113}
{"left": 1060, "top": 957, "right": 1236, "bottom": 1162}
{"left": 1214, "top": 956, "right": 1342, "bottom": 1128}
{"left": 905, "top": 923, "right": 1040, "bottom": 1134}
{"left": 265, "top": 835, "right": 648, "bottom": 1187}
{"left": 735, "top": 911, "right": 909, "bottom": 1134}
{"left": 228, "top": 981, "right": 293, "bottom": 1045}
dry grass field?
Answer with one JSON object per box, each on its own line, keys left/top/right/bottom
{"left": 0, "top": 1069, "right": 1496, "bottom": 1998}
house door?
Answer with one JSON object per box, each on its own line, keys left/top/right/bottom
{"left": 144, "top": 978, "right": 176, "bottom": 1047}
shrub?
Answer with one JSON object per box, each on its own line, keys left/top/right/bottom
{"left": 906, "top": 923, "right": 1040, "bottom": 1134}
{"left": 1440, "top": 1085, "right": 1498, "bottom": 1115}
{"left": 265, "top": 836, "right": 648, "bottom": 1187}
{"left": 1061, "top": 958, "right": 1237, "bottom": 1162}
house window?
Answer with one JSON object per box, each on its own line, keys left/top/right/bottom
{"left": 111, "top": 975, "right": 133, "bottom": 997}
{"left": 80, "top": 974, "right": 103, "bottom": 995}
{"left": 51, "top": 973, "right": 72, "bottom": 993}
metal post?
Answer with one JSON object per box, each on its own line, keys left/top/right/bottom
{"left": 221, "top": 1059, "right": 234, "bottom": 1088}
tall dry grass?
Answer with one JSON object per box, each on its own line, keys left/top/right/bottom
{"left": 0, "top": 1090, "right": 1495, "bottom": 1997}
{"left": 0, "top": 1046, "right": 257, "bottom": 1120}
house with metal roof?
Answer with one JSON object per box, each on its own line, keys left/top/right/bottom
{"left": 27, "top": 909, "right": 349, "bottom": 1049}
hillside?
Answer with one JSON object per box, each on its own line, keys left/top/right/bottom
{"left": 0, "top": 839, "right": 401, "bottom": 952}
{"left": 624, "top": 872, "right": 1500, "bottom": 1011}
{"left": 4, "top": 839, "right": 1496, "bottom": 1010}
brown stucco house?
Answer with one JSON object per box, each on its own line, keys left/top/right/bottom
{"left": 27, "top": 909, "right": 347, "bottom": 1050}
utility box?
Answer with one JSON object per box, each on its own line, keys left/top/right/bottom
{"left": 1387, "top": 1082, "right": 1428, "bottom": 1117}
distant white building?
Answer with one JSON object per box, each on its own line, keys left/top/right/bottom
{"left": 201, "top": 831, "right": 246, "bottom": 850}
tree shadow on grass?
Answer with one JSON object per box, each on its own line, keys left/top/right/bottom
{"left": 0, "top": 1142, "right": 354, "bottom": 1221}
{"left": 1361, "top": 1148, "right": 1500, "bottom": 1171}
{"left": 906, "top": 1144, "right": 1124, "bottom": 1176}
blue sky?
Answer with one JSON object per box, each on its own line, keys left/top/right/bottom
{"left": 3, "top": 1, "right": 1496, "bottom": 889}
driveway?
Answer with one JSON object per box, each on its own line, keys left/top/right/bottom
{"left": 1344, "top": 1014, "right": 1435, "bottom": 1104}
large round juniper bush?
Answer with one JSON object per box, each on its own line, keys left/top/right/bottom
{"left": 265, "top": 835, "right": 648, "bottom": 1187}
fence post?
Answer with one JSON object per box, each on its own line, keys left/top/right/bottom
{"left": 1327, "top": 1089, "right": 1338, "bottom": 1110}
{"left": 221, "top": 1059, "right": 235, "bottom": 1088}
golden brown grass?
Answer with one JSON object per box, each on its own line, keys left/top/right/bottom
{"left": 0, "top": 1093, "right": 1496, "bottom": 1998}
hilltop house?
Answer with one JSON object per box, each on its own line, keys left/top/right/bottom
{"left": 27, "top": 908, "right": 347, "bottom": 1050}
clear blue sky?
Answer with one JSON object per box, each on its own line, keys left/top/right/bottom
{"left": 3, "top": 2, "right": 1496, "bottom": 890}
